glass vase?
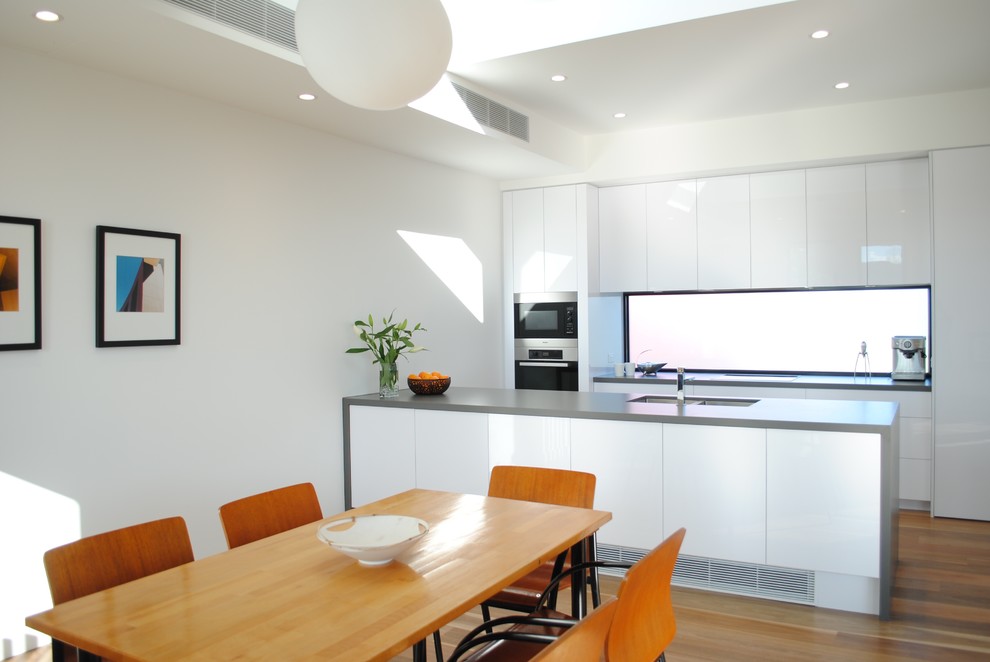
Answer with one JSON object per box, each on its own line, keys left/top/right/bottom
{"left": 379, "top": 361, "right": 399, "bottom": 398}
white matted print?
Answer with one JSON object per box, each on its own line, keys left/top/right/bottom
{"left": 97, "top": 225, "right": 180, "bottom": 347}
{"left": 0, "top": 216, "right": 41, "bottom": 350}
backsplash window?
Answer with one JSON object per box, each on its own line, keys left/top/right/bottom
{"left": 626, "top": 286, "right": 930, "bottom": 375}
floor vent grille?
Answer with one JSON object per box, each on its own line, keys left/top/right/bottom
{"left": 162, "top": 0, "right": 298, "bottom": 52}
{"left": 596, "top": 544, "right": 816, "bottom": 605}
{"left": 452, "top": 82, "right": 530, "bottom": 142}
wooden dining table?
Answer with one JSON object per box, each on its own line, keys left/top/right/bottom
{"left": 26, "top": 488, "right": 611, "bottom": 661}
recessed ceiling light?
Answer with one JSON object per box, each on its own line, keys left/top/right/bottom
{"left": 834, "top": 81, "right": 850, "bottom": 89}
{"left": 550, "top": 74, "right": 566, "bottom": 82}
{"left": 811, "top": 29, "right": 829, "bottom": 39}
{"left": 35, "top": 10, "right": 61, "bottom": 22}
{"left": 298, "top": 93, "right": 317, "bottom": 101}
{"left": 613, "top": 112, "right": 626, "bottom": 119}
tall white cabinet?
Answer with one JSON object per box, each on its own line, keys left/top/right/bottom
{"left": 806, "top": 164, "right": 868, "bottom": 287}
{"left": 931, "top": 146, "right": 990, "bottom": 521}
{"left": 506, "top": 185, "right": 579, "bottom": 293}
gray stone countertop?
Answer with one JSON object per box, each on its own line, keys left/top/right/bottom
{"left": 594, "top": 371, "right": 931, "bottom": 392}
{"left": 343, "top": 386, "right": 898, "bottom": 433}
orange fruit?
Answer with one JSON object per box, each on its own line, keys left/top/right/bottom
{"left": 408, "top": 374, "right": 418, "bottom": 380}
{"left": 418, "top": 371, "right": 431, "bottom": 379}
{"left": 431, "top": 371, "right": 442, "bottom": 378}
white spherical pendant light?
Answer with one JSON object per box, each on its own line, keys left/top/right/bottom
{"left": 295, "top": 0, "right": 453, "bottom": 111}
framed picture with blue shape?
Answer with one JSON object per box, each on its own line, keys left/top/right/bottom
{"left": 96, "top": 225, "right": 180, "bottom": 347}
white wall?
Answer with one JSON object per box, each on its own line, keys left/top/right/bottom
{"left": 0, "top": 46, "right": 504, "bottom": 654}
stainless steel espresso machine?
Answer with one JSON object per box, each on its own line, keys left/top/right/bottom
{"left": 891, "top": 336, "right": 927, "bottom": 380}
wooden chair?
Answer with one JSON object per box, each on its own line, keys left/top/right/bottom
{"left": 218, "top": 482, "right": 323, "bottom": 549}
{"left": 43, "top": 516, "right": 195, "bottom": 662}
{"left": 451, "top": 527, "right": 686, "bottom": 662}
{"left": 481, "top": 466, "right": 598, "bottom": 622}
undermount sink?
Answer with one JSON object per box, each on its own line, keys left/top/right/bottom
{"left": 628, "top": 395, "right": 759, "bottom": 407}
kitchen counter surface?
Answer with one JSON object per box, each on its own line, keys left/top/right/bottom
{"left": 594, "top": 371, "right": 930, "bottom": 392}
{"left": 343, "top": 386, "right": 898, "bottom": 433}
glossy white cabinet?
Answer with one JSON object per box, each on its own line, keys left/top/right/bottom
{"left": 488, "top": 414, "right": 571, "bottom": 469}
{"left": 507, "top": 186, "right": 578, "bottom": 293}
{"left": 662, "top": 424, "right": 766, "bottom": 563}
{"left": 570, "top": 418, "right": 663, "bottom": 549}
{"left": 414, "top": 410, "right": 489, "bottom": 496}
{"left": 349, "top": 406, "right": 416, "bottom": 507}
{"left": 865, "top": 159, "right": 931, "bottom": 285}
{"left": 750, "top": 170, "right": 807, "bottom": 288}
{"left": 767, "top": 429, "right": 880, "bottom": 578}
{"left": 931, "top": 146, "right": 990, "bottom": 521}
{"left": 697, "top": 175, "right": 751, "bottom": 290}
{"left": 806, "top": 164, "right": 867, "bottom": 287}
{"left": 646, "top": 180, "right": 698, "bottom": 291}
{"left": 598, "top": 184, "right": 647, "bottom": 293}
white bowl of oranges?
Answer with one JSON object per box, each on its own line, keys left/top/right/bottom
{"left": 407, "top": 371, "right": 451, "bottom": 395}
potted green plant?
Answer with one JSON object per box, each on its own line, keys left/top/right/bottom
{"left": 347, "top": 311, "right": 427, "bottom": 397}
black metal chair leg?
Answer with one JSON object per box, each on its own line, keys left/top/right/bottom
{"left": 413, "top": 638, "right": 428, "bottom": 662}
{"left": 589, "top": 534, "right": 601, "bottom": 608}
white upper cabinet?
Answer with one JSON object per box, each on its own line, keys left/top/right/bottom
{"left": 508, "top": 186, "right": 578, "bottom": 293}
{"left": 750, "top": 170, "right": 807, "bottom": 289}
{"left": 865, "top": 159, "right": 931, "bottom": 286}
{"left": 647, "top": 180, "right": 698, "bottom": 291}
{"left": 598, "top": 184, "right": 648, "bottom": 293}
{"left": 697, "top": 174, "right": 751, "bottom": 290}
{"left": 806, "top": 164, "right": 867, "bottom": 287}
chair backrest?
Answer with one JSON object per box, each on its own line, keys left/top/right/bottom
{"left": 530, "top": 598, "right": 617, "bottom": 661}
{"left": 488, "top": 466, "right": 596, "bottom": 509}
{"left": 219, "top": 482, "right": 323, "bottom": 549}
{"left": 606, "top": 527, "right": 686, "bottom": 662}
{"left": 43, "top": 516, "right": 194, "bottom": 605}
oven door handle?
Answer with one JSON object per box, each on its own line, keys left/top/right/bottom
{"left": 518, "top": 361, "right": 575, "bottom": 368}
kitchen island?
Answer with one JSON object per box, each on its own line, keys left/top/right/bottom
{"left": 342, "top": 387, "right": 899, "bottom": 618}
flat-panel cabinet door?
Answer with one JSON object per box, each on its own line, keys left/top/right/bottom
{"left": 570, "top": 418, "right": 663, "bottom": 550}
{"left": 697, "top": 174, "right": 751, "bottom": 290}
{"left": 866, "top": 159, "right": 931, "bottom": 286}
{"left": 543, "top": 185, "right": 578, "bottom": 292}
{"left": 488, "top": 414, "right": 570, "bottom": 470}
{"left": 598, "top": 184, "right": 647, "bottom": 293}
{"left": 766, "top": 429, "right": 880, "bottom": 577}
{"left": 349, "top": 406, "right": 416, "bottom": 507}
{"left": 807, "top": 164, "right": 867, "bottom": 287}
{"left": 750, "top": 170, "right": 807, "bottom": 288}
{"left": 509, "top": 189, "right": 545, "bottom": 293}
{"left": 662, "top": 423, "right": 766, "bottom": 563}
{"left": 415, "top": 410, "right": 490, "bottom": 496}
{"left": 647, "top": 180, "right": 698, "bottom": 291}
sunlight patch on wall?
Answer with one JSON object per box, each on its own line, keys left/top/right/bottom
{"left": 1, "top": 472, "right": 81, "bottom": 657}
{"left": 398, "top": 230, "right": 484, "bottom": 322}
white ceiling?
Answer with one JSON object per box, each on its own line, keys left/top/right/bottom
{"left": 2, "top": 0, "right": 989, "bottom": 181}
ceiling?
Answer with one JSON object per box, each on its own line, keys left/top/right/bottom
{"left": 2, "top": 0, "right": 989, "bottom": 181}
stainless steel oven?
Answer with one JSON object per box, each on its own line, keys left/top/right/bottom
{"left": 514, "top": 339, "right": 578, "bottom": 391}
{"left": 513, "top": 293, "right": 577, "bottom": 340}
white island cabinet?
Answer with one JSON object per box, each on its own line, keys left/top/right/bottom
{"left": 343, "top": 387, "right": 898, "bottom": 618}
{"left": 570, "top": 418, "right": 663, "bottom": 550}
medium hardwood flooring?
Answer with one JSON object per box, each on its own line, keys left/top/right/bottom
{"left": 9, "top": 511, "right": 989, "bottom": 662}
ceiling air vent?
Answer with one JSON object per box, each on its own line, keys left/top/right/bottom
{"left": 451, "top": 82, "right": 530, "bottom": 142}
{"left": 162, "top": 0, "right": 298, "bottom": 52}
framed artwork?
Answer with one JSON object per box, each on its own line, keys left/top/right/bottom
{"left": 96, "top": 225, "right": 181, "bottom": 347}
{"left": 0, "top": 215, "right": 42, "bottom": 350}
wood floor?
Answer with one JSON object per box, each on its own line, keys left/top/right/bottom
{"left": 10, "top": 510, "right": 990, "bottom": 662}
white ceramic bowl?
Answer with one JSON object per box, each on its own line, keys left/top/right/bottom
{"left": 316, "top": 514, "right": 429, "bottom": 566}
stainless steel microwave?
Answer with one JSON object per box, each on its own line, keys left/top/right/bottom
{"left": 513, "top": 293, "right": 577, "bottom": 340}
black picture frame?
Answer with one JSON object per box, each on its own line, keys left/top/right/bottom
{"left": 0, "top": 215, "right": 42, "bottom": 351}
{"left": 96, "top": 225, "right": 181, "bottom": 347}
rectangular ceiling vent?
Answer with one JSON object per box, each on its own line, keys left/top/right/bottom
{"left": 162, "top": 0, "right": 298, "bottom": 52}
{"left": 452, "top": 82, "right": 530, "bottom": 142}
{"left": 596, "top": 545, "right": 816, "bottom": 606}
